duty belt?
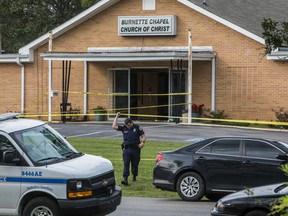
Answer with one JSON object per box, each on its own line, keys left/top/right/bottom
{"left": 124, "top": 144, "right": 138, "bottom": 149}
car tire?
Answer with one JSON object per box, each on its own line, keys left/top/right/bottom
{"left": 245, "top": 210, "right": 268, "bottom": 216}
{"left": 176, "top": 172, "right": 205, "bottom": 201}
{"left": 23, "top": 196, "right": 61, "bottom": 216}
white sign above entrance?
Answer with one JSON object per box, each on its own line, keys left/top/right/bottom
{"left": 118, "top": 15, "right": 177, "bottom": 36}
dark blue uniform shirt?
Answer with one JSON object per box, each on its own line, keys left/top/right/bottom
{"left": 118, "top": 124, "right": 144, "bottom": 147}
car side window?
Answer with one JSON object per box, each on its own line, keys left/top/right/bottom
{"left": 198, "top": 139, "right": 241, "bottom": 156}
{"left": 245, "top": 140, "right": 282, "bottom": 159}
{"left": 0, "top": 135, "right": 17, "bottom": 165}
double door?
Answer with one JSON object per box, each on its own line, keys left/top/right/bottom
{"left": 108, "top": 68, "right": 186, "bottom": 120}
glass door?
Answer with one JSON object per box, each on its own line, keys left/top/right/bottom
{"left": 108, "top": 68, "right": 130, "bottom": 119}
{"left": 169, "top": 69, "right": 186, "bottom": 121}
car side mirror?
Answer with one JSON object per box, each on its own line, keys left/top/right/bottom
{"left": 276, "top": 153, "right": 288, "bottom": 161}
{"left": 3, "top": 150, "right": 20, "bottom": 164}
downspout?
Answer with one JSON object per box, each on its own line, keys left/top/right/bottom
{"left": 48, "top": 31, "right": 53, "bottom": 122}
{"left": 211, "top": 56, "right": 216, "bottom": 111}
{"left": 17, "top": 57, "right": 25, "bottom": 114}
{"left": 187, "top": 29, "right": 192, "bottom": 123}
{"left": 48, "top": 60, "right": 52, "bottom": 122}
{"left": 84, "top": 61, "right": 87, "bottom": 116}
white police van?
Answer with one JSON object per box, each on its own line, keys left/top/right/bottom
{"left": 0, "top": 113, "right": 121, "bottom": 216}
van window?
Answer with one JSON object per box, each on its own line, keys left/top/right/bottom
{"left": 0, "top": 135, "right": 17, "bottom": 165}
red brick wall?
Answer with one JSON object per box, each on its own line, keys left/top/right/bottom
{"left": 0, "top": 0, "right": 287, "bottom": 122}
{"left": 0, "top": 64, "right": 22, "bottom": 113}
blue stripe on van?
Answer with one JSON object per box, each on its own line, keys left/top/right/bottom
{"left": 6, "top": 177, "right": 67, "bottom": 184}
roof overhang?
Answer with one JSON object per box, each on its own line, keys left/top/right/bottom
{"left": 41, "top": 46, "right": 216, "bottom": 61}
{"left": 0, "top": 54, "right": 31, "bottom": 63}
{"left": 18, "top": 0, "right": 120, "bottom": 55}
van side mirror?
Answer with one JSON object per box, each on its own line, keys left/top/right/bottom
{"left": 276, "top": 153, "right": 288, "bottom": 161}
{"left": 3, "top": 150, "right": 20, "bottom": 164}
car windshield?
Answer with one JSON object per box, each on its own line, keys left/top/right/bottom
{"left": 11, "top": 124, "right": 80, "bottom": 165}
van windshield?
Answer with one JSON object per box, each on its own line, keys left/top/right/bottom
{"left": 11, "top": 124, "right": 80, "bottom": 165}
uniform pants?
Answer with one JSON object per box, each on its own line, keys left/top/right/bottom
{"left": 122, "top": 148, "right": 141, "bottom": 177}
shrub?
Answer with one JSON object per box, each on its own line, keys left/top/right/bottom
{"left": 272, "top": 107, "right": 288, "bottom": 122}
{"left": 92, "top": 105, "right": 107, "bottom": 114}
{"left": 70, "top": 107, "right": 81, "bottom": 122}
{"left": 204, "top": 109, "right": 228, "bottom": 124}
{"left": 272, "top": 107, "right": 288, "bottom": 129}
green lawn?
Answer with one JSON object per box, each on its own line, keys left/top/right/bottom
{"left": 68, "top": 137, "right": 187, "bottom": 199}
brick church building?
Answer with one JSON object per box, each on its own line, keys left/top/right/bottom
{"left": 0, "top": 0, "right": 287, "bottom": 122}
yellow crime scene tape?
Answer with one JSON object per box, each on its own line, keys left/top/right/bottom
{"left": 20, "top": 90, "right": 288, "bottom": 127}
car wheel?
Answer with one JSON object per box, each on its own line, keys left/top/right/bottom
{"left": 23, "top": 196, "right": 61, "bottom": 216}
{"left": 205, "top": 193, "right": 224, "bottom": 201}
{"left": 176, "top": 172, "right": 205, "bottom": 201}
{"left": 245, "top": 210, "right": 268, "bottom": 216}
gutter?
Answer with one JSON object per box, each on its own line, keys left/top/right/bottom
{"left": 0, "top": 54, "right": 31, "bottom": 63}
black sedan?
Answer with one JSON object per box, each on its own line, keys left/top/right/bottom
{"left": 152, "top": 137, "right": 288, "bottom": 201}
{"left": 211, "top": 183, "right": 288, "bottom": 216}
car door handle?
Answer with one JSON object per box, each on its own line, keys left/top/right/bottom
{"left": 196, "top": 156, "right": 206, "bottom": 161}
{"left": 243, "top": 160, "right": 252, "bottom": 165}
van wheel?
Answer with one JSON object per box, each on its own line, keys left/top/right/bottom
{"left": 245, "top": 210, "right": 268, "bottom": 216}
{"left": 176, "top": 172, "right": 205, "bottom": 201}
{"left": 23, "top": 196, "right": 61, "bottom": 216}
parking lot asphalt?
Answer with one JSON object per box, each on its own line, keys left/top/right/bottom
{"left": 51, "top": 120, "right": 288, "bottom": 143}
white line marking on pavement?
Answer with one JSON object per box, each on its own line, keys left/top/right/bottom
{"left": 68, "top": 131, "right": 102, "bottom": 138}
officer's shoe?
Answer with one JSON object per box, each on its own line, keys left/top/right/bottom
{"left": 121, "top": 176, "right": 128, "bottom": 185}
{"left": 133, "top": 176, "right": 137, "bottom": 182}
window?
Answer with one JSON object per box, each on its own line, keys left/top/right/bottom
{"left": 0, "top": 135, "right": 17, "bottom": 165}
{"left": 12, "top": 125, "right": 76, "bottom": 165}
{"left": 245, "top": 140, "right": 282, "bottom": 159}
{"left": 198, "top": 139, "right": 241, "bottom": 156}
{"left": 198, "top": 144, "right": 211, "bottom": 153}
{"left": 143, "top": 0, "right": 156, "bottom": 10}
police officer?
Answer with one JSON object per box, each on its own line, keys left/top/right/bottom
{"left": 112, "top": 112, "right": 146, "bottom": 185}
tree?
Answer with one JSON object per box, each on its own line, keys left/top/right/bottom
{"left": 0, "top": 0, "right": 100, "bottom": 53}
{"left": 262, "top": 17, "right": 288, "bottom": 54}
{"left": 81, "top": 0, "right": 99, "bottom": 7}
